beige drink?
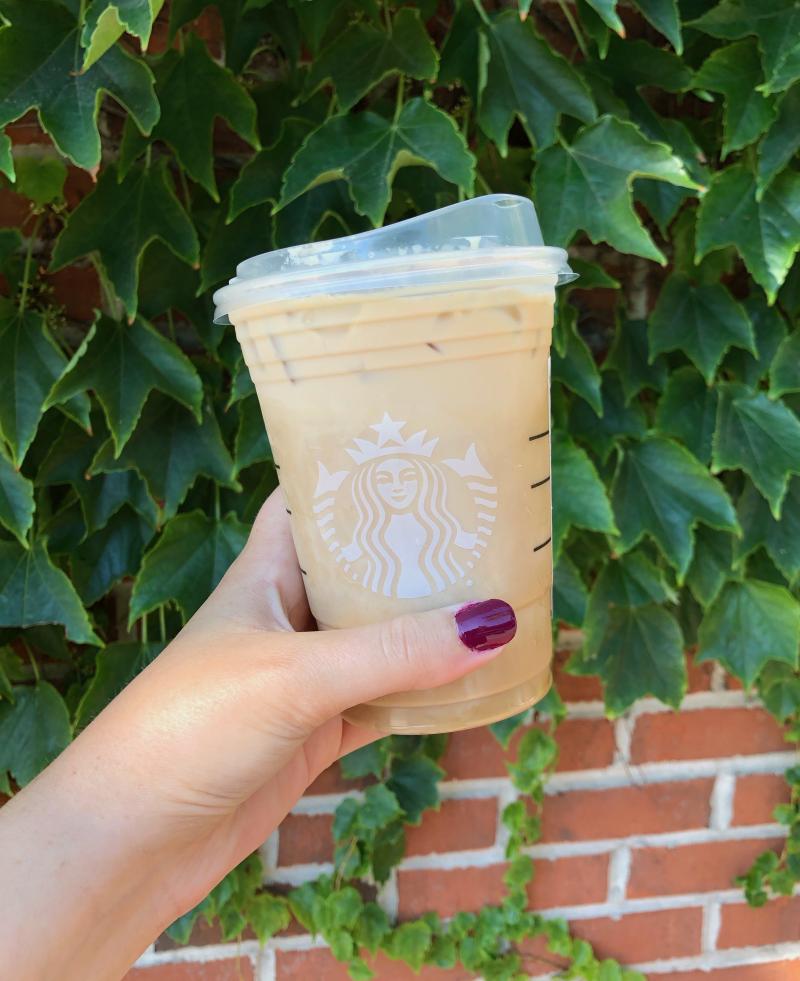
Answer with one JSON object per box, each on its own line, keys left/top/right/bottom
{"left": 214, "top": 195, "right": 573, "bottom": 734}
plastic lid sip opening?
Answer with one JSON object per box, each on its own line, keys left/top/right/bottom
{"left": 212, "top": 194, "right": 576, "bottom": 324}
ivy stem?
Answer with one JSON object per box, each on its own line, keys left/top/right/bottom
{"left": 557, "top": 0, "right": 589, "bottom": 60}
{"left": 471, "top": 0, "right": 491, "bottom": 28}
{"left": 393, "top": 74, "right": 405, "bottom": 124}
{"left": 158, "top": 606, "right": 167, "bottom": 644}
{"left": 214, "top": 482, "right": 221, "bottom": 521}
{"left": 383, "top": 0, "right": 392, "bottom": 33}
{"left": 141, "top": 615, "right": 149, "bottom": 644}
{"left": 458, "top": 103, "right": 471, "bottom": 202}
{"left": 166, "top": 308, "right": 177, "bottom": 343}
{"left": 18, "top": 212, "right": 43, "bottom": 317}
{"left": 475, "top": 170, "right": 493, "bottom": 196}
{"left": 26, "top": 645, "right": 41, "bottom": 685}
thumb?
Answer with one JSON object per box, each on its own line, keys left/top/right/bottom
{"left": 280, "top": 599, "right": 517, "bottom": 725}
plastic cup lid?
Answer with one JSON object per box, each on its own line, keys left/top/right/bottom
{"left": 213, "top": 194, "right": 575, "bottom": 324}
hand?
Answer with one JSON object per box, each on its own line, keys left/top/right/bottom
{"left": 0, "top": 489, "right": 516, "bottom": 981}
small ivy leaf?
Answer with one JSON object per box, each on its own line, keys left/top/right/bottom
{"left": 13, "top": 155, "right": 67, "bottom": 207}
{"left": 91, "top": 394, "right": 238, "bottom": 520}
{"left": 0, "top": 682, "right": 72, "bottom": 786}
{"left": 633, "top": 0, "right": 683, "bottom": 54}
{"left": 724, "top": 294, "right": 787, "bottom": 386}
{"left": 278, "top": 98, "right": 476, "bottom": 227}
{"left": 74, "top": 639, "right": 162, "bottom": 729}
{"left": 81, "top": 0, "right": 166, "bottom": 69}
{"left": 0, "top": 131, "right": 12, "bottom": 180}
{"left": 387, "top": 922, "right": 432, "bottom": 972}
{"left": 757, "top": 83, "right": 800, "bottom": 197}
{"left": 274, "top": 180, "right": 372, "bottom": 250}
{"left": 438, "top": 0, "right": 490, "bottom": 105}
{"left": 757, "top": 661, "right": 800, "bottom": 721}
{"left": 71, "top": 506, "right": 155, "bottom": 606}
{"left": 477, "top": 11, "right": 596, "bottom": 154}
{"left": 489, "top": 710, "right": 530, "bottom": 749}
{"left": 46, "top": 315, "right": 202, "bottom": 457}
{"left": 354, "top": 903, "right": 390, "bottom": 955}
{"left": 144, "top": 34, "right": 259, "bottom": 201}
{"left": 736, "top": 477, "right": 800, "bottom": 584}
{"left": 649, "top": 274, "right": 756, "bottom": 383}
{"left": 50, "top": 162, "right": 199, "bottom": 320}
{"left": 769, "top": 332, "right": 800, "bottom": 398}
{"left": 611, "top": 435, "right": 739, "bottom": 578}
{"left": 248, "top": 893, "right": 291, "bottom": 944}
{"left": 569, "top": 374, "right": 647, "bottom": 464}
{"left": 551, "top": 307, "right": 602, "bottom": 414}
{"left": 689, "top": 0, "right": 800, "bottom": 95}
{"left": 712, "top": 381, "right": 800, "bottom": 518}
{"left": 358, "top": 783, "right": 403, "bottom": 831}
{"left": 696, "top": 165, "right": 800, "bottom": 303}
{"left": 533, "top": 116, "right": 699, "bottom": 263}
{"left": 697, "top": 578, "right": 800, "bottom": 687}
{"left": 138, "top": 241, "right": 215, "bottom": 350}
{"left": 599, "top": 36, "right": 692, "bottom": 93}
{"left": 340, "top": 740, "right": 389, "bottom": 781}
{"left": 235, "top": 395, "right": 271, "bottom": 475}
{"left": 130, "top": 510, "right": 248, "bottom": 623}
{"left": 0, "top": 446, "right": 34, "bottom": 547}
{"left": 583, "top": 0, "right": 624, "bottom": 34}
{"left": 605, "top": 318, "right": 667, "bottom": 403}
{"left": 0, "top": 302, "right": 91, "bottom": 467}
{"left": 655, "top": 365, "right": 718, "bottom": 465}
{"left": 387, "top": 755, "right": 444, "bottom": 825}
{"left": 0, "top": 538, "right": 100, "bottom": 644}
{"left": 685, "top": 526, "right": 735, "bottom": 607}
{"left": 554, "top": 553, "right": 588, "bottom": 627}
{"left": 200, "top": 202, "right": 273, "bottom": 294}
{"left": 552, "top": 430, "right": 617, "bottom": 557}
{"left": 694, "top": 39, "right": 776, "bottom": 157}
{"left": 0, "top": 1, "right": 159, "bottom": 171}
{"left": 305, "top": 7, "right": 437, "bottom": 112}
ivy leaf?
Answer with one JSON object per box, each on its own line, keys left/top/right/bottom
{"left": 605, "top": 318, "right": 667, "bottom": 403}
{"left": 724, "top": 294, "right": 787, "bottom": 386}
{"left": 71, "top": 506, "right": 155, "bottom": 606}
{"left": 358, "top": 783, "right": 403, "bottom": 831}
{"left": 142, "top": 34, "right": 259, "bottom": 201}
{"left": 340, "top": 740, "right": 389, "bottom": 780}
{"left": 278, "top": 98, "right": 476, "bottom": 226}
{"left": 554, "top": 554, "right": 588, "bottom": 627}
{"left": 0, "top": 0, "right": 159, "bottom": 170}
{"left": 13, "top": 155, "right": 67, "bottom": 207}
{"left": 200, "top": 202, "right": 273, "bottom": 293}
{"left": 387, "top": 755, "right": 443, "bottom": 825}
{"left": 0, "top": 130, "right": 12, "bottom": 180}
{"left": 46, "top": 315, "right": 202, "bottom": 456}
{"left": 552, "top": 430, "right": 617, "bottom": 556}
{"left": 758, "top": 661, "right": 800, "bottom": 721}
{"left": 552, "top": 310, "right": 602, "bottom": 414}
{"left": 649, "top": 274, "right": 756, "bottom": 383}
{"left": 583, "top": 0, "right": 624, "bottom": 34}
{"left": 0, "top": 538, "right": 100, "bottom": 644}
{"left": 769, "top": 332, "right": 800, "bottom": 398}
{"left": 758, "top": 84, "right": 800, "bottom": 197}
{"left": 655, "top": 366, "right": 718, "bottom": 465}
{"left": 235, "top": 395, "right": 271, "bottom": 475}
{"left": 633, "top": 0, "right": 683, "bottom": 53}
{"left": 74, "top": 639, "right": 162, "bottom": 729}
{"left": 694, "top": 39, "right": 776, "bottom": 156}
{"left": 90, "top": 394, "right": 238, "bottom": 519}
{"left": 130, "top": 510, "right": 248, "bottom": 622}
{"left": 0, "top": 304, "right": 90, "bottom": 467}
{"left": 713, "top": 382, "right": 800, "bottom": 517}
{"left": 569, "top": 374, "right": 647, "bottom": 463}
{"left": 696, "top": 164, "right": 800, "bottom": 303}
{"left": 690, "top": 0, "right": 800, "bottom": 94}
{"left": 0, "top": 682, "right": 71, "bottom": 786}
{"left": 50, "top": 162, "right": 199, "bottom": 319}
{"left": 438, "top": 0, "right": 489, "bottom": 104}
{"left": 81, "top": 0, "right": 166, "bottom": 69}
{"left": 306, "top": 8, "right": 437, "bottom": 112}
{"left": 387, "top": 922, "right": 432, "bottom": 973}
{"left": 611, "top": 435, "right": 739, "bottom": 577}
{"left": 533, "top": 116, "right": 699, "bottom": 263}
{"left": 686, "top": 526, "right": 734, "bottom": 607}
{"left": 477, "top": 11, "right": 596, "bottom": 153}
{"left": 697, "top": 578, "right": 800, "bottom": 686}
{"left": 736, "top": 477, "right": 800, "bottom": 584}
{"left": 0, "top": 447, "right": 34, "bottom": 547}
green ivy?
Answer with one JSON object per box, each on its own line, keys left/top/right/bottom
{"left": 1, "top": 0, "right": 799, "bottom": 975}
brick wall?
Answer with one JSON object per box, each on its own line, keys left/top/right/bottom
{"left": 128, "top": 639, "right": 800, "bottom": 980}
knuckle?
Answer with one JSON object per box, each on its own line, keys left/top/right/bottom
{"left": 379, "top": 616, "right": 423, "bottom": 674}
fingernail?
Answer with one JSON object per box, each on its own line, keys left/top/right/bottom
{"left": 455, "top": 599, "right": 517, "bottom": 653}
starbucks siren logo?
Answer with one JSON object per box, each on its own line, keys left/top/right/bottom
{"left": 313, "top": 413, "right": 497, "bottom": 599}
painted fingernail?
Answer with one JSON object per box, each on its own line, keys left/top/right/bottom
{"left": 455, "top": 599, "right": 517, "bottom": 653}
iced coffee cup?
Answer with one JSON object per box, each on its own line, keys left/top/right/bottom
{"left": 213, "top": 195, "right": 574, "bottom": 734}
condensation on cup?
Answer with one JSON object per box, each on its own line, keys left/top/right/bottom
{"left": 213, "top": 195, "right": 576, "bottom": 734}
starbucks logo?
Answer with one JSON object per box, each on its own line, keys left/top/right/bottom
{"left": 313, "top": 413, "right": 497, "bottom": 599}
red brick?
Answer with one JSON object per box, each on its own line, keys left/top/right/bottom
{"left": 405, "top": 798, "right": 498, "bottom": 856}
{"left": 46, "top": 264, "right": 102, "bottom": 322}
{"left": 278, "top": 813, "right": 334, "bottom": 866}
{"left": 125, "top": 959, "right": 254, "bottom": 980}
{"left": 733, "top": 774, "right": 792, "bottom": 826}
{"left": 397, "top": 854, "right": 608, "bottom": 920}
{"left": 718, "top": 896, "right": 800, "bottom": 949}
{"left": 628, "top": 837, "right": 784, "bottom": 898}
{"left": 441, "top": 717, "right": 615, "bottom": 780}
{"left": 275, "top": 948, "right": 474, "bottom": 980}
{"left": 540, "top": 780, "right": 713, "bottom": 843}
{"left": 659, "top": 964, "right": 800, "bottom": 981}
{"left": 553, "top": 647, "right": 604, "bottom": 701}
{"left": 631, "top": 708, "right": 788, "bottom": 764}
{"left": 687, "top": 653, "right": 715, "bottom": 692}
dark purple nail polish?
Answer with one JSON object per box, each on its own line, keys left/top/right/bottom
{"left": 455, "top": 599, "right": 517, "bottom": 653}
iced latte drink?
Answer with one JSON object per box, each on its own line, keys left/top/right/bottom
{"left": 214, "top": 196, "right": 574, "bottom": 733}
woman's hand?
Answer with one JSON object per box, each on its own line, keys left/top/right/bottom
{"left": 0, "top": 489, "right": 516, "bottom": 981}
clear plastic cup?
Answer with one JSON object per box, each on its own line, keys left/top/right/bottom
{"left": 214, "top": 195, "right": 574, "bottom": 734}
